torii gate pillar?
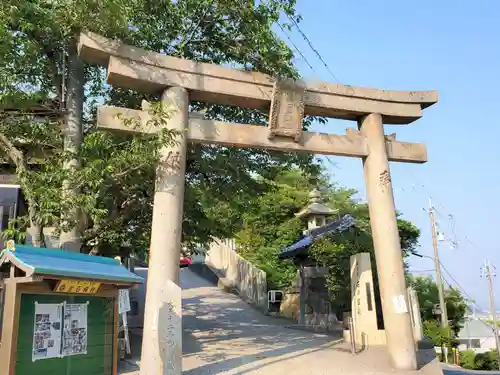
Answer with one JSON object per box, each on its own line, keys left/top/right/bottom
{"left": 140, "top": 87, "right": 188, "bottom": 375}
{"left": 360, "top": 113, "right": 416, "bottom": 369}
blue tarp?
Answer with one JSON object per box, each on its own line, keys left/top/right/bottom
{"left": 278, "top": 214, "right": 356, "bottom": 260}
{"left": 0, "top": 244, "right": 143, "bottom": 284}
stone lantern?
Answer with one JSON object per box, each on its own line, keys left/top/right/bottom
{"left": 296, "top": 188, "right": 337, "bottom": 233}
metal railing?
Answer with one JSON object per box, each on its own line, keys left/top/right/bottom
{"left": 348, "top": 317, "right": 356, "bottom": 355}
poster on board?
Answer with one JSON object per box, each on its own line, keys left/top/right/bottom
{"left": 118, "top": 289, "right": 131, "bottom": 314}
{"left": 32, "top": 303, "right": 63, "bottom": 361}
{"left": 61, "top": 303, "right": 88, "bottom": 356}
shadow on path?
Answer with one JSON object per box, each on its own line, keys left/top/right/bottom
{"left": 181, "top": 269, "right": 343, "bottom": 374}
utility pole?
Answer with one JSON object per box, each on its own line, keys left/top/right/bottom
{"left": 482, "top": 260, "right": 500, "bottom": 369}
{"left": 429, "top": 198, "right": 448, "bottom": 328}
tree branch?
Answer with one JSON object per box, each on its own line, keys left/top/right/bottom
{"left": 0, "top": 131, "right": 27, "bottom": 171}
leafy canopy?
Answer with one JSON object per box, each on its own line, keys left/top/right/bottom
{"left": 0, "top": 0, "right": 321, "bottom": 254}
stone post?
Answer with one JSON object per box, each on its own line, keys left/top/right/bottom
{"left": 299, "top": 265, "right": 306, "bottom": 325}
{"left": 408, "top": 286, "right": 424, "bottom": 342}
{"left": 140, "top": 87, "right": 188, "bottom": 375}
{"left": 359, "top": 113, "right": 417, "bottom": 370}
{"left": 350, "top": 253, "right": 378, "bottom": 346}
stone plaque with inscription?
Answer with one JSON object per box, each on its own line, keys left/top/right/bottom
{"left": 160, "top": 280, "right": 182, "bottom": 375}
{"left": 141, "top": 279, "right": 182, "bottom": 375}
{"left": 268, "top": 78, "right": 306, "bottom": 143}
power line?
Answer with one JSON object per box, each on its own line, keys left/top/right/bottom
{"left": 278, "top": 12, "right": 358, "bottom": 175}
{"left": 440, "top": 259, "right": 489, "bottom": 317}
{"left": 284, "top": 14, "right": 341, "bottom": 84}
{"left": 410, "top": 249, "right": 485, "bottom": 312}
{"left": 440, "top": 269, "right": 490, "bottom": 326}
{"left": 402, "top": 183, "right": 486, "bottom": 312}
{"left": 411, "top": 180, "right": 481, "bottom": 252}
{"left": 403, "top": 184, "right": 480, "bottom": 252}
{"left": 274, "top": 15, "right": 340, "bottom": 172}
{"left": 413, "top": 264, "right": 487, "bottom": 324}
{"left": 276, "top": 22, "right": 315, "bottom": 73}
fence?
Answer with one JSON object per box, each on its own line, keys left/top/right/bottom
{"left": 205, "top": 239, "right": 267, "bottom": 311}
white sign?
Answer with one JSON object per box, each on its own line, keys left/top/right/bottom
{"left": 32, "top": 303, "right": 64, "bottom": 361}
{"left": 393, "top": 294, "right": 408, "bottom": 314}
{"left": 62, "top": 303, "right": 88, "bottom": 356}
{"left": 118, "top": 289, "right": 131, "bottom": 314}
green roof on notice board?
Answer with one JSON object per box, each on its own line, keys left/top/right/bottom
{"left": 0, "top": 241, "right": 143, "bottom": 284}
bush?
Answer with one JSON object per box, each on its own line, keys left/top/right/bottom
{"left": 459, "top": 350, "right": 476, "bottom": 369}
{"left": 423, "top": 320, "right": 453, "bottom": 348}
{"left": 474, "top": 350, "right": 499, "bottom": 371}
{"left": 459, "top": 349, "right": 499, "bottom": 371}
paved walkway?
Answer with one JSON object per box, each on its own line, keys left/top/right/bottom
{"left": 120, "top": 268, "right": 443, "bottom": 374}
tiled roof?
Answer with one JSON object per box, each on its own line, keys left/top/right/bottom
{"left": 278, "top": 214, "right": 356, "bottom": 259}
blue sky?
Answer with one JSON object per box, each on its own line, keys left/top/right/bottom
{"left": 275, "top": 1, "right": 500, "bottom": 309}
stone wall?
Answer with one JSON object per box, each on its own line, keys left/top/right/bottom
{"left": 280, "top": 287, "right": 300, "bottom": 320}
{"left": 205, "top": 239, "right": 267, "bottom": 311}
{"left": 279, "top": 266, "right": 342, "bottom": 332}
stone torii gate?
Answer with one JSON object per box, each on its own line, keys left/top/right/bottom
{"left": 78, "top": 32, "right": 437, "bottom": 374}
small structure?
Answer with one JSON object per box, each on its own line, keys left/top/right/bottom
{"left": 278, "top": 214, "right": 356, "bottom": 330}
{"left": 279, "top": 216, "right": 423, "bottom": 348}
{"left": 278, "top": 188, "right": 355, "bottom": 329}
{"left": 295, "top": 188, "right": 338, "bottom": 233}
{"left": 0, "top": 241, "right": 143, "bottom": 375}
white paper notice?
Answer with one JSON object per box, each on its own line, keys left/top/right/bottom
{"left": 32, "top": 303, "right": 64, "bottom": 361}
{"left": 62, "top": 303, "right": 88, "bottom": 356}
{"left": 393, "top": 294, "right": 408, "bottom": 314}
{"left": 118, "top": 289, "right": 131, "bottom": 314}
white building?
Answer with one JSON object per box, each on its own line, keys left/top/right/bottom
{"left": 457, "top": 315, "right": 497, "bottom": 353}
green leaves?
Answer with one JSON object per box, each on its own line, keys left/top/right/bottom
{"left": 226, "top": 166, "right": 422, "bottom": 313}
{"left": 423, "top": 320, "right": 454, "bottom": 348}
{"left": 458, "top": 349, "right": 500, "bottom": 371}
{"left": 408, "top": 275, "right": 468, "bottom": 342}
{"left": 0, "top": 0, "right": 312, "bottom": 254}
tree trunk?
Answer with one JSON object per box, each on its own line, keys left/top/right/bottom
{"left": 27, "top": 200, "right": 43, "bottom": 247}
{"left": 59, "top": 39, "right": 84, "bottom": 252}
{"left": 28, "top": 223, "right": 46, "bottom": 248}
